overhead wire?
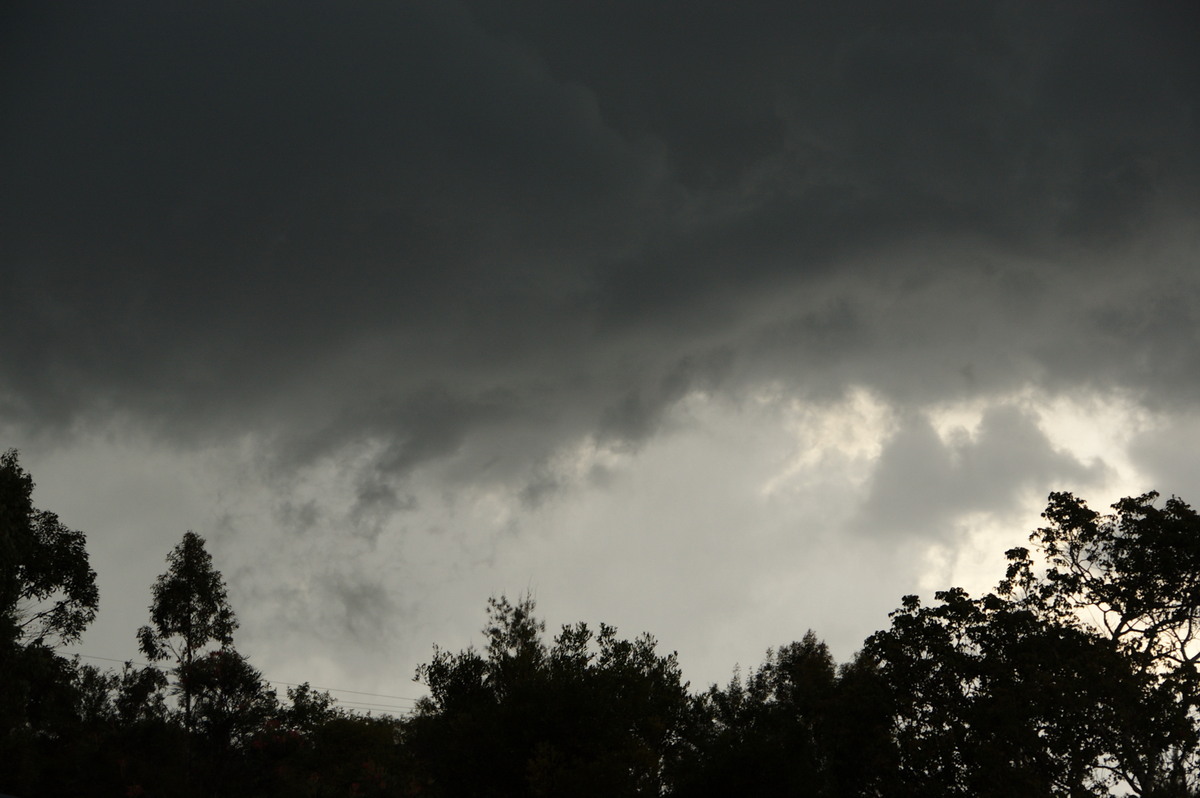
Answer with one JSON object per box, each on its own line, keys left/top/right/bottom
{"left": 71, "top": 652, "right": 424, "bottom": 715}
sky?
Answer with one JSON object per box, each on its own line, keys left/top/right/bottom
{"left": 3, "top": 1, "right": 1200, "bottom": 711}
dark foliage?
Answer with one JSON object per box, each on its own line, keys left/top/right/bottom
{"left": 672, "top": 632, "right": 894, "bottom": 797}
{"left": 409, "top": 594, "right": 690, "bottom": 797}
{"left": 0, "top": 449, "right": 99, "bottom": 649}
{"left": 4, "top": 450, "right": 1200, "bottom": 798}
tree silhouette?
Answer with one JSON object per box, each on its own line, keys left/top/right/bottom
{"left": 183, "top": 648, "right": 276, "bottom": 752}
{"left": 0, "top": 450, "right": 102, "bottom": 797}
{"left": 866, "top": 588, "right": 1145, "bottom": 797}
{"left": 0, "top": 449, "right": 98, "bottom": 648}
{"left": 179, "top": 648, "right": 277, "bottom": 795}
{"left": 674, "top": 632, "right": 894, "bottom": 797}
{"left": 411, "top": 594, "right": 690, "bottom": 797}
{"left": 138, "top": 531, "right": 238, "bottom": 733}
{"left": 8, "top": 482, "right": 1200, "bottom": 797}
{"left": 1000, "top": 491, "right": 1200, "bottom": 795}
{"left": 862, "top": 491, "right": 1200, "bottom": 797}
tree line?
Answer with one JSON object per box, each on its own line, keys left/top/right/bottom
{"left": 3, "top": 447, "right": 1200, "bottom": 797}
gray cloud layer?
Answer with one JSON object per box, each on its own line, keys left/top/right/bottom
{"left": 856, "top": 405, "right": 1107, "bottom": 540}
{"left": 3, "top": 2, "right": 1199, "bottom": 576}
{"left": 6, "top": 1, "right": 1200, "bottom": 692}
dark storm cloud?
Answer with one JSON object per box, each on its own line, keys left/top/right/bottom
{"left": 3, "top": 1, "right": 1198, "bottom": 502}
{"left": 597, "top": 349, "right": 734, "bottom": 447}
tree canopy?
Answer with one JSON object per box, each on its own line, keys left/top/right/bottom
{"left": 138, "top": 530, "right": 238, "bottom": 668}
{"left": 138, "top": 530, "right": 239, "bottom": 733}
{"left": 1, "top": 449, "right": 100, "bottom": 781}
{"left": 410, "top": 594, "right": 691, "bottom": 797}
{"left": 0, "top": 449, "right": 98, "bottom": 648}
{"left": 6, "top": 450, "right": 1200, "bottom": 798}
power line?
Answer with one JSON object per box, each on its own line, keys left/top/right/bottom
{"left": 72, "top": 652, "right": 423, "bottom": 710}
{"left": 268, "top": 679, "right": 420, "bottom": 703}
{"left": 326, "top": 699, "right": 414, "bottom": 713}
{"left": 74, "top": 653, "right": 147, "bottom": 667}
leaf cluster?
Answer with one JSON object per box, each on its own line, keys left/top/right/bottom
{"left": 137, "top": 530, "right": 237, "bottom": 667}
{"left": 411, "top": 593, "right": 690, "bottom": 797}
{"left": 0, "top": 449, "right": 98, "bottom": 647}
